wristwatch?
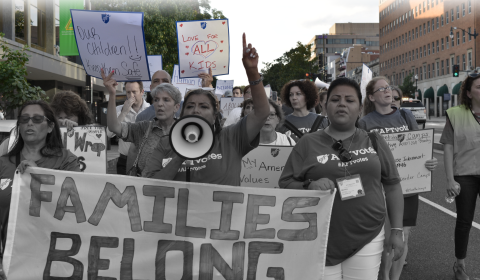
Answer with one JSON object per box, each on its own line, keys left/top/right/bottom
{"left": 303, "top": 179, "right": 313, "bottom": 190}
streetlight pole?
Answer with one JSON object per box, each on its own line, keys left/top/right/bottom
{"left": 414, "top": 74, "right": 418, "bottom": 99}
{"left": 452, "top": 27, "right": 479, "bottom": 69}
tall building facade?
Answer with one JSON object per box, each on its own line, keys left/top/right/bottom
{"left": 379, "top": 0, "right": 478, "bottom": 98}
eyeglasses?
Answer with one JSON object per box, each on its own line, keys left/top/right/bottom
{"left": 393, "top": 96, "right": 402, "bottom": 101}
{"left": 373, "top": 86, "right": 393, "bottom": 94}
{"left": 267, "top": 112, "right": 277, "bottom": 119}
{"left": 331, "top": 140, "right": 353, "bottom": 162}
{"left": 18, "top": 115, "right": 50, "bottom": 124}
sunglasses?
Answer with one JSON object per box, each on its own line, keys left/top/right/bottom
{"left": 332, "top": 140, "right": 353, "bottom": 163}
{"left": 18, "top": 115, "right": 50, "bottom": 124}
{"left": 373, "top": 86, "right": 393, "bottom": 94}
{"left": 393, "top": 96, "right": 402, "bottom": 101}
{"left": 468, "top": 72, "right": 480, "bottom": 78}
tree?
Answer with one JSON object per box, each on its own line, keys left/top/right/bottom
{"left": 91, "top": 0, "right": 226, "bottom": 75}
{"left": 399, "top": 72, "right": 416, "bottom": 99}
{"left": 0, "top": 33, "right": 47, "bottom": 119}
{"left": 261, "top": 42, "right": 314, "bottom": 92}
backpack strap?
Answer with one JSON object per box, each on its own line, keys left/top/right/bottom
{"left": 287, "top": 135, "right": 293, "bottom": 146}
{"left": 310, "top": 115, "right": 326, "bottom": 132}
{"left": 399, "top": 109, "right": 412, "bottom": 130}
{"left": 367, "top": 132, "right": 378, "bottom": 153}
{"left": 283, "top": 120, "right": 304, "bottom": 139}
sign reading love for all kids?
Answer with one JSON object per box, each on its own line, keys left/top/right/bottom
{"left": 381, "top": 129, "right": 434, "bottom": 195}
{"left": 61, "top": 126, "right": 107, "bottom": 174}
{"left": 176, "top": 19, "right": 229, "bottom": 78}
{"left": 3, "top": 168, "right": 335, "bottom": 279}
{"left": 71, "top": 10, "right": 150, "bottom": 82}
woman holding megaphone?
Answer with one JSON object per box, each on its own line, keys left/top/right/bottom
{"left": 144, "top": 33, "right": 270, "bottom": 185}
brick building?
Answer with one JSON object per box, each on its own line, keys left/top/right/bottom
{"left": 379, "top": 0, "right": 478, "bottom": 103}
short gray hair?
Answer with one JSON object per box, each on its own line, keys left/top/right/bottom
{"left": 151, "top": 83, "right": 182, "bottom": 105}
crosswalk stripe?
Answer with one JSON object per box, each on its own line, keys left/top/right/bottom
{"left": 419, "top": 196, "right": 480, "bottom": 230}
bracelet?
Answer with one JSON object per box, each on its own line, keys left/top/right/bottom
{"left": 391, "top": 228, "right": 404, "bottom": 232}
{"left": 248, "top": 73, "right": 263, "bottom": 86}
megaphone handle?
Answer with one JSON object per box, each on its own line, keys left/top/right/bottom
{"left": 186, "top": 166, "right": 191, "bottom": 182}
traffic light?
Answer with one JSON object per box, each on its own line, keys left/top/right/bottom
{"left": 318, "top": 54, "right": 324, "bottom": 68}
{"left": 453, "top": 65, "right": 460, "bottom": 77}
{"left": 305, "top": 73, "right": 314, "bottom": 81}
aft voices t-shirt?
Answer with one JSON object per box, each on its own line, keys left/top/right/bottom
{"left": 278, "top": 112, "right": 328, "bottom": 142}
{"left": 358, "top": 108, "right": 418, "bottom": 133}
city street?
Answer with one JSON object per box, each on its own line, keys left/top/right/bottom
{"left": 398, "top": 118, "right": 480, "bottom": 279}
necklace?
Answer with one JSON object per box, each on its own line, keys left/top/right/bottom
{"left": 328, "top": 128, "right": 357, "bottom": 149}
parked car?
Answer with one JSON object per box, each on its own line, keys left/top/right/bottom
{"left": 401, "top": 99, "right": 427, "bottom": 128}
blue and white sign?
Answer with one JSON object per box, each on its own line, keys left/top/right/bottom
{"left": 215, "top": 80, "right": 233, "bottom": 96}
{"left": 143, "top": 55, "right": 163, "bottom": 92}
{"left": 71, "top": 10, "right": 150, "bottom": 82}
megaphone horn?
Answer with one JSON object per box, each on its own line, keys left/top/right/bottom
{"left": 169, "top": 115, "right": 215, "bottom": 160}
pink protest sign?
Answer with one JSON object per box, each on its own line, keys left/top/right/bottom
{"left": 176, "top": 19, "right": 229, "bottom": 78}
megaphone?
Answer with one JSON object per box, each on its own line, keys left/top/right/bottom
{"left": 315, "top": 77, "right": 330, "bottom": 89}
{"left": 169, "top": 115, "right": 215, "bottom": 160}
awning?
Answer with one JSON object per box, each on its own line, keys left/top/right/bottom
{"left": 424, "top": 87, "right": 434, "bottom": 99}
{"left": 452, "top": 81, "right": 463, "bottom": 95}
{"left": 437, "top": 84, "right": 448, "bottom": 97}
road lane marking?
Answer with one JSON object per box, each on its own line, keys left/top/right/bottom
{"left": 419, "top": 196, "right": 480, "bottom": 230}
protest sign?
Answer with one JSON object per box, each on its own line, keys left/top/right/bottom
{"left": 264, "top": 85, "right": 272, "bottom": 98}
{"left": 4, "top": 168, "right": 335, "bottom": 279}
{"left": 381, "top": 129, "right": 434, "bottom": 195}
{"left": 71, "top": 10, "right": 150, "bottom": 81}
{"left": 361, "top": 64, "right": 373, "bottom": 102}
{"left": 61, "top": 126, "right": 107, "bottom": 174}
{"left": 172, "top": 64, "right": 203, "bottom": 99}
{"left": 241, "top": 145, "right": 294, "bottom": 188}
{"left": 220, "top": 97, "right": 243, "bottom": 117}
{"left": 143, "top": 55, "right": 163, "bottom": 92}
{"left": 59, "top": 0, "right": 83, "bottom": 56}
{"left": 176, "top": 19, "right": 229, "bottom": 78}
{"left": 215, "top": 80, "right": 234, "bottom": 96}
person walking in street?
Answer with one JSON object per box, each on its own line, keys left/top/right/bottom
{"left": 441, "top": 73, "right": 480, "bottom": 280}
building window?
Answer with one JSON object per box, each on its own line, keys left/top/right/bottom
{"left": 402, "top": 34, "right": 405, "bottom": 45}
{"left": 424, "top": 23, "right": 426, "bottom": 34}
{"left": 416, "top": 48, "right": 419, "bottom": 59}
{"left": 14, "top": 0, "right": 25, "bottom": 40}
{"left": 469, "top": 0, "right": 472, "bottom": 13}
{"left": 468, "top": 52, "right": 472, "bottom": 69}
{"left": 457, "top": 32, "right": 460, "bottom": 45}
{"left": 428, "top": 43, "right": 431, "bottom": 55}
{"left": 437, "top": 61, "right": 440, "bottom": 76}
{"left": 436, "top": 40, "right": 439, "bottom": 52}
{"left": 452, "top": 34, "right": 455, "bottom": 47}
{"left": 469, "top": 27, "right": 472, "bottom": 41}
{"left": 424, "top": 45, "right": 426, "bottom": 57}
{"left": 427, "top": 0, "right": 430, "bottom": 9}
{"left": 446, "top": 59, "right": 450, "bottom": 74}
{"left": 463, "top": 31, "right": 466, "bottom": 43}
{"left": 457, "top": 6, "right": 460, "bottom": 19}
{"left": 30, "top": 0, "right": 46, "bottom": 48}
{"left": 462, "top": 3, "right": 466, "bottom": 16}
{"left": 441, "top": 15, "right": 444, "bottom": 26}
{"left": 55, "top": 0, "right": 59, "bottom": 46}
{"left": 409, "top": 31, "right": 411, "bottom": 41}
{"left": 416, "top": 6, "right": 418, "bottom": 17}
{"left": 416, "top": 27, "right": 419, "bottom": 38}
{"left": 436, "top": 17, "right": 439, "bottom": 29}
{"left": 423, "top": 1, "right": 426, "bottom": 12}
{"left": 457, "top": 55, "right": 460, "bottom": 66}
{"left": 446, "top": 11, "right": 449, "bottom": 24}
{"left": 452, "top": 57, "right": 455, "bottom": 71}
{"left": 427, "top": 22, "right": 430, "bottom": 33}
{"left": 441, "top": 60, "right": 444, "bottom": 75}
{"left": 463, "top": 54, "right": 466, "bottom": 70}
{"left": 441, "top": 38, "right": 444, "bottom": 50}
{"left": 447, "top": 36, "right": 449, "bottom": 49}
{"left": 451, "top": 9, "right": 454, "bottom": 22}
{"left": 428, "top": 64, "right": 430, "bottom": 79}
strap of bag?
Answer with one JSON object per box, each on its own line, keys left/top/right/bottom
{"left": 367, "top": 132, "right": 378, "bottom": 153}
{"left": 128, "top": 121, "right": 153, "bottom": 176}
{"left": 310, "top": 115, "right": 326, "bottom": 132}
{"left": 283, "top": 120, "right": 304, "bottom": 139}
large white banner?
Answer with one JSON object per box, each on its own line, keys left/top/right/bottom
{"left": 176, "top": 19, "right": 230, "bottom": 78}
{"left": 4, "top": 168, "right": 335, "bottom": 279}
{"left": 220, "top": 97, "right": 243, "bottom": 117}
{"left": 381, "top": 129, "right": 434, "bottom": 195}
{"left": 172, "top": 64, "right": 203, "bottom": 99}
{"left": 241, "top": 146, "right": 293, "bottom": 188}
{"left": 61, "top": 126, "right": 107, "bottom": 174}
{"left": 143, "top": 55, "right": 163, "bottom": 92}
{"left": 71, "top": 10, "right": 150, "bottom": 81}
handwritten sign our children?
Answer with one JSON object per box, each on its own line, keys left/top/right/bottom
{"left": 3, "top": 168, "right": 335, "bottom": 279}
{"left": 381, "top": 129, "right": 434, "bottom": 195}
{"left": 241, "top": 146, "right": 294, "bottom": 188}
{"left": 220, "top": 97, "right": 243, "bottom": 117}
{"left": 143, "top": 55, "right": 163, "bottom": 92}
{"left": 71, "top": 10, "right": 150, "bottom": 81}
{"left": 215, "top": 80, "right": 234, "bottom": 96}
{"left": 172, "top": 65, "right": 203, "bottom": 99}
{"left": 176, "top": 19, "right": 229, "bottom": 78}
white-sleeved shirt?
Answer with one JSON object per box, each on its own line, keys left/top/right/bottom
{"left": 223, "top": 107, "right": 242, "bottom": 127}
{"left": 106, "top": 100, "right": 150, "bottom": 155}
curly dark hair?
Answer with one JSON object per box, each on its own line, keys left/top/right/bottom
{"left": 280, "top": 80, "right": 318, "bottom": 110}
{"left": 50, "top": 91, "right": 93, "bottom": 125}
{"left": 8, "top": 100, "right": 63, "bottom": 158}
{"left": 459, "top": 75, "right": 480, "bottom": 110}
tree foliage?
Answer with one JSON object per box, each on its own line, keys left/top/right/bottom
{"left": 0, "top": 33, "right": 47, "bottom": 119}
{"left": 399, "top": 72, "right": 416, "bottom": 98}
{"left": 261, "top": 42, "right": 314, "bottom": 92}
{"left": 91, "top": 0, "right": 226, "bottom": 75}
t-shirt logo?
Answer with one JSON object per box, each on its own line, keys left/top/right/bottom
{"left": 271, "top": 148, "right": 280, "bottom": 157}
{"left": 317, "top": 155, "right": 329, "bottom": 164}
{"left": 162, "top": 158, "right": 172, "bottom": 168}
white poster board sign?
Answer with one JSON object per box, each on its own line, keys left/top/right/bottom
{"left": 361, "top": 64, "right": 373, "bottom": 102}
{"left": 215, "top": 80, "right": 234, "bottom": 96}
{"left": 240, "top": 145, "right": 294, "bottom": 188}
{"left": 264, "top": 85, "right": 271, "bottom": 98}
{"left": 143, "top": 55, "right": 163, "bottom": 91}
{"left": 220, "top": 97, "right": 243, "bottom": 117}
{"left": 176, "top": 19, "right": 229, "bottom": 78}
{"left": 4, "top": 168, "right": 335, "bottom": 279}
{"left": 71, "top": 10, "right": 150, "bottom": 81}
{"left": 172, "top": 64, "right": 203, "bottom": 99}
{"left": 61, "top": 126, "right": 107, "bottom": 174}
{"left": 381, "top": 129, "right": 434, "bottom": 195}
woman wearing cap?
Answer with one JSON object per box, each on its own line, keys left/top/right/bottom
{"left": 144, "top": 33, "right": 270, "bottom": 186}
{"left": 359, "top": 77, "right": 437, "bottom": 280}
{"left": 441, "top": 73, "right": 480, "bottom": 280}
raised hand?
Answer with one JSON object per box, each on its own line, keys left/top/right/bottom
{"left": 198, "top": 67, "right": 213, "bottom": 87}
{"left": 242, "top": 33, "right": 259, "bottom": 71}
{"left": 101, "top": 69, "right": 118, "bottom": 95}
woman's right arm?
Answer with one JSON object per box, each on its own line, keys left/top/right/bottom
{"left": 101, "top": 69, "right": 122, "bottom": 136}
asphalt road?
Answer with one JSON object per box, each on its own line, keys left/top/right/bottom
{"left": 398, "top": 151, "right": 480, "bottom": 280}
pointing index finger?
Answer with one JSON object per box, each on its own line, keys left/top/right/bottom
{"left": 242, "top": 33, "right": 246, "bottom": 50}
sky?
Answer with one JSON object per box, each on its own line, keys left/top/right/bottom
{"left": 209, "top": 0, "right": 380, "bottom": 86}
